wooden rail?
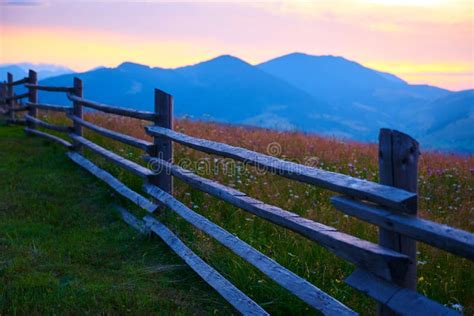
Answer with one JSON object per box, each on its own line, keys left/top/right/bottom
{"left": 145, "top": 125, "right": 417, "bottom": 212}
{"left": 7, "top": 104, "right": 30, "bottom": 113}
{"left": 7, "top": 77, "right": 28, "bottom": 86}
{"left": 143, "top": 155, "right": 409, "bottom": 280}
{"left": 25, "top": 128, "right": 72, "bottom": 148}
{"left": 27, "top": 102, "right": 72, "bottom": 112}
{"left": 0, "top": 69, "right": 470, "bottom": 316}
{"left": 68, "top": 114, "right": 154, "bottom": 152}
{"left": 331, "top": 196, "right": 474, "bottom": 260}
{"left": 67, "top": 94, "right": 157, "bottom": 121}
{"left": 24, "top": 83, "right": 73, "bottom": 92}
{"left": 25, "top": 114, "right": 71, "bottom": 133}
{"left": 144, "top": 183, "right": 356, "bottom": 315}
{"left": 5, "top": 92, "right": 29, "bottom": 101}
{"left": 68, "top": 134, "right": 154, "bottom": 179}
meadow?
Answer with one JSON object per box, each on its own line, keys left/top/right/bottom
{"left": 1, "top": 111, "right": 473, "bottom": 315}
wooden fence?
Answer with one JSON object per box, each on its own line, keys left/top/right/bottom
{"left": 0, "top": 70, "right": 472, "bottom": 316}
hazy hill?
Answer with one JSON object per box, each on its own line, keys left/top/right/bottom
{"left": 258, "top": 53, "right": 450, "bottom": 128}
{"left": 34, "top": 53, "right": 473, "bottom": 152}
{"left": 0, "top": 63, "right": 74, "bottom": 80}
{"left": 40, "top": 56, "right": 362, "bottom": 136}
{"left": 413, "top": 90, "right": 474, "bottom": 152}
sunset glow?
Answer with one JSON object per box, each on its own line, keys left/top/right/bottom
{"left": 1, "top": 0, "right": 472, "bottom": 90}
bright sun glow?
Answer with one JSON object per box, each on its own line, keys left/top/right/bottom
{"left": 364, "top": 0, "right": 446, "bottom": 6}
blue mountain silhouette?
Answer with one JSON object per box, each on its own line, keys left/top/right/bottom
{"left": 31, "top": 53, "right": 472, "bottom": 152}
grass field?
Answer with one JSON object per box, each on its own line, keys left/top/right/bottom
{"left": 1, "top": 113, "right": 473, "bottom": 315}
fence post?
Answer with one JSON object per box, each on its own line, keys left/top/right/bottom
{"left": 72, "top": 77, "right": 83, "bottom": 151}
{"left": 27, "top": 70, "right": 38, "bottom": 129}
{"left": 7, "top": 73, "right": 14, "bottom": 122}
{"left": 378, "top": 128, "right": 419, "bottom": 315}
{"left": 0, "top": 81, "right": 6, "bottom": 110}
{"left": 151, "top": 88, "right": 173, "bottom": 194}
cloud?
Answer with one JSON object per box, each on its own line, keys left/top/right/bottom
{"left": 1, "top": 0, "right": 47, "bottom": 6}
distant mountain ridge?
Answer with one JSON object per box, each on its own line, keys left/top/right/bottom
{"left": 33, "top": 53, "right": 472, "bottom": 153}
{"left": 0, "top": 63, "right": 74, "bottom": 80}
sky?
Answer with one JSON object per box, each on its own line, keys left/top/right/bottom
{"left": 0, "top": 0, "right": 473, "bottom": 90}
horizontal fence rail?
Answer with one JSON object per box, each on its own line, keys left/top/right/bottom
{"left": 67, "top": 152, "right": 158, "bottom": 213}
{"left": 7, "top": 77, "right": 28, "bottom": 86}
{"left": 345, "top": 269, "right": 459, "bottom": 316}
{"left": 25, "top": 128, "right": 72, "bottom": 148}
{"left": 8, "top": 104, "right": 30, "bottom": 112}
{"left": 331, "top": 196, "right": 474, "bottom": 260}
{"left": 24, "top": 83, "right": 73, "bottom": 92}
{"left": 25, "top": 114, "right": 71, "bottom": 133}
{"left": 5, "top": 92, "right": 29, "bottom": 101}
{"left": 143, "top": 155, "right": 410, "bottom": 280}
{"left": 68, "top": 134, "right": 154, "bottom": 179}
{"left": 26, "top": 102, "right": 72, "bottom": 112}
{"left": 145, "top": 125, "right": 417, "bottom": 212}
{"left": 141, "top": 213, "right": 270, "bottom": 316}
{"left": 0, "top": 69, "right": 470, "bottom": 315}
{"left": 144, "top": 183, "right": 356, "bottom": 315}
{"left": 67, "top": 94, "right": 157, "bottom": 121}
{"left": 68, "top": 114, "right": 154, "bottom": 152}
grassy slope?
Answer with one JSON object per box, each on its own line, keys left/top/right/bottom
{"left": 1, "top": 114, "right": 473, "bottom": 315}
{"left": 0, "top": 123, "right": 233, "bottom": 315}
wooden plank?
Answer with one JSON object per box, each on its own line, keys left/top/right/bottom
{"left": 145, "top": 126, "right": 417, "bottom": 212}
{"left": 67, "top": 152, "right": 158, "bottom": 213}
{"left": 25, "top": 128, "right": 72, "bottom": 148}
{"left": 116, "top": 205, "right": 150, "bottom": 234}
{"left": 5, "top": 92, "right": 29, "bottom": 101}
{"left": 68, "top": 114, "right": 153, "bottom": 152}
{"left": 144, "top": 156, "right": 410, "bottom": 280}
{"left": 24, "top": 83, "right": 73, "bottom": 92}
{"left": 24, "top": 114, "right": 71, "bottom": 133}
{"left": 7, "top": 77, "right": 28, "bottom": 86}
{"left": 68, "top": 134, "right": 154, "bottom": 179}
{"left": 27, "top": 102, "right": 72, "bottom": 112}
{"left": 8, "top": 104, "right": 30, "bottom": 112}
{"left": 332, "top": 196, "right": 474, "bottom": 260}
{"left": 68, "top": 94, "right": 157, "bottom": 121}
{"left": 143, "top": 183, "right": 356, "bottom": 315}
{"left": 149, "top": 88, "right": 173, "bottom": 194}
{"left": 7, "top": 118, "right": 27, "bottom": 126}
{"left": 142, "top": 215, "right": 269, "bottom": 316}
{"left": 346, "top": 269, "right": 459, "bottom": 316}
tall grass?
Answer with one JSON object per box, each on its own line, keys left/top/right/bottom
{"left": 28, "top": 112, "right": 474, "bottom": 314}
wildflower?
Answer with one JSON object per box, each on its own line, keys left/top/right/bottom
{"left": 447, "top": 303, "right": 464, "bottom": 313}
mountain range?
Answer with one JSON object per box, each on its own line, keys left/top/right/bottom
{"left": 4, "top": 53, "right": 473, "bottom": 153}
{"left": 0, "top": 63, "right": 74, "bottom": 80}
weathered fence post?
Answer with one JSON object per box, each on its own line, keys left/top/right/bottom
{"left": 72, "top": 77, "right": 83, "bottom": 151}
{"left": 378, "top": 128, "right": 420, "bottom": 315}
{"left": 27, "top": 70, "right": 38, "bottom": 129}
{"left": 151, "top": 88, "right": 173, "bottom": 194}
{"left": 0, "top": 81, "right": 6, "bottom": 110}
{"left": 7, "top": 73, "right": 14, "bottom": 122}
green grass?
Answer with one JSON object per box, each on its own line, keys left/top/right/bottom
{"left": 0, "top": 123, "right": 234, "bottom": 315}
